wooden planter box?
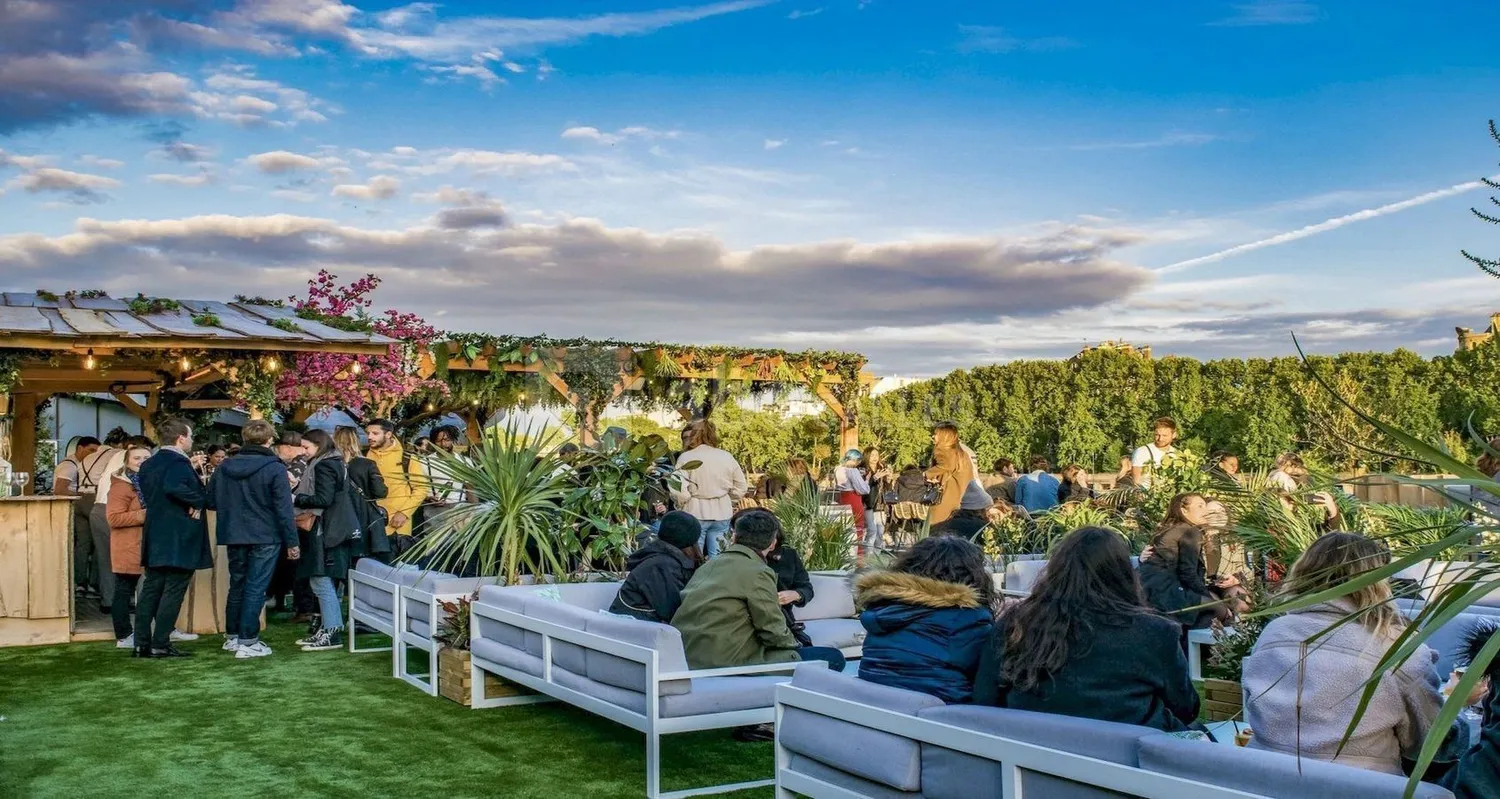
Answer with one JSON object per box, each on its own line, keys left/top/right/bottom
{"left": 437, "top": 646, "right": 528, "bottom": 707}
{"left": 1202, "top": 678, "right": 1244, "bottom": 722}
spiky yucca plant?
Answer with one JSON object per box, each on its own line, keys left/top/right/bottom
{"left": 403, "top": 422, "right": 576, "bottom": 584}
{"left": 769, "top": 480, "right": 857, "bottom": 571}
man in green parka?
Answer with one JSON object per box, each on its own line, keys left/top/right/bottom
{"left": 672, "top": 509, "right": 846, "bottom": 672}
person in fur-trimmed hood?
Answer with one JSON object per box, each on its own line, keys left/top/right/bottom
{"left": 855, "top": 535, "right": 995, "bottom": 703}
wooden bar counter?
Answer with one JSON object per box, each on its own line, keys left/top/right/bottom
{"left": 0, "top": 496, "right": 73, "bottom": 647}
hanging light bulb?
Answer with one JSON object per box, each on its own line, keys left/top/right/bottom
{"left": 350, "top": 360, "right": 363, "bottom": 375}
{"left": 179, "top": 356, "right": 192, "bottom": 372}
{"left": 83, "top": 349, "right": 96, "bottom": 370}
{"left": 265, "top": 356, "right": 280, "bottom": 373}
{"left": 518, "top": 392, "right": 527, "bottom": 401}
{"left": 471, "top": 399, "right": 480, "bottom": 407}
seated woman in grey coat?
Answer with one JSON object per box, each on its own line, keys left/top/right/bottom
{"left": 1243, "top": 532, "right": 1474, "bottom": 775}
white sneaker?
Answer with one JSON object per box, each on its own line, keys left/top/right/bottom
{"left": 170, "top": 629, "right": 200, "bottom": 642}
{"left": 235, "top": 641, "right": 273, "bottom": 659}
{"left": 116, "top": 634, "right": 135, "bottom": 649}
{"left": 222, "top": 636, "right": 240, "bottom": 652}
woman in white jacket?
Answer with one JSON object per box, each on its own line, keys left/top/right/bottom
{"left": 671, "top": 420, "right": 747, "bottom": 559}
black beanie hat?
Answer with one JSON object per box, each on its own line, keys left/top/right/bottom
{"left": 656, "top": 511, "right": 702, "bottom": 550}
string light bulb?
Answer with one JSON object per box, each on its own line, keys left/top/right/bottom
{"left": 350, "top": 360, "right": 363, "bottom": 375}
{"left": 179, "top": 356, "right": 192, "bottom": 372}
{"left": 83, "top": 349, "right": 96, "bottom": 370}
{"left": 265, "top": 356, "right": 280, "bottom": 373}
{"left": 425, "top": 402, "right": 436, "bottom": 412}
{"left": 471, "top": 399, "right": 480, "bottom": 407}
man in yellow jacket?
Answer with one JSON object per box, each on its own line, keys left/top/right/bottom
{"left": 364, "top": 420, "right": 425, "bottom": 548}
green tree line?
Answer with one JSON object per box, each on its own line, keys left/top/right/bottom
{"left": 860, "top": 339, "right": 1500, "bottom": 474}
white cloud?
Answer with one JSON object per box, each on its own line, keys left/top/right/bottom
{"left": 561, "top": 125, "right": 681, "bottom": 146}
{"left": 247, "top": 150, "right": 338, "bottom": 174}
{"left": 399, "top": 148, "right": 576, "bottom": 176}
{"left": 7, "top": 167, "right": 121, "bottom": 204}
{"left": 1058, "top": 132, "right": 1221, "bottom": 151}
{"left": 957, "top": 25, "right": 1079, "bottom": 54}
{"left": 1210, "top": 1, "right": 1319, "bottom": 27}
{"left": 787, "top": 8, "right": 824, "bottom": 19}
{"left": 331, "top": 175, "right": 402, "bottom": 200}
{"left": 764, "top": 138, "right": 787, "bottom": 150}
{"left": 271, "top": 189, "right": 319, "bottom": 202}
{"left": 148, "top": 171, "right": 215, "bottom": 187}
{"left": 79, "top": 155, "right": 125, "bottom": 170}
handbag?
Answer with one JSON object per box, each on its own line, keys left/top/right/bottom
{"left": 920, "top": 482, "right": 943, "bottom": 506}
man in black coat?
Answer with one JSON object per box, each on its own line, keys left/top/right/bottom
{"left": 209, "top": 419, "right": 299, "bottom": 658}
{"left": 135, "top": 417, "right": 211, "bottom": 658}
{"left": 609, "top": 512, "right": 702, "bottom": 623}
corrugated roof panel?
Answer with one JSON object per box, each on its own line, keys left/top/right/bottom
{"left": 182, "top": 301, "right": 305, "bottom": 341}
{"left": 232, "top": 303, "right": 372, "bottom": 343}
{"left": 56, "top": 309, "right": 127, "bottom": 336}
{"left": 0, "top": 306, "right": 52, "bottom": 333}
{"left": 1, "top": 293, "right": 37, "bottom": 307}
{"left": 67, "top": 296, "right": 131, "bottom": 311}
{"left": 137, "top": 310, "right": 248, "bottom": 338}
{"left": 99, "top": 311, "right": 171, "bottom": 337}
{"left": 36, "top": 308, "right": 77, "bottom": 335}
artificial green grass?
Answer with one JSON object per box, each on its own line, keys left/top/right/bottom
{"left": 0, "top": 618, "right": 776, "bottom": 798}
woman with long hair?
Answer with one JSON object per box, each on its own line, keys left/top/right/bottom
{"left": 104, "top": 443, "right": 153, "bottom": 648}
{"left": 862, "top": 446, "right": 894, "bottom": 545}
{"left": 1137, "top": 492, "right": 1239, "bottom": 630}
{"left": 292, "top": 429, "right": 362, "bottom": 651}
{"left": 925, "top": 422, "right": 979, "bottom": 527}
{"left": 762, "top": 516, "right": 815, "bottom": 647}
{"left": 1244, "top": 532, "right": 1472, "bottom": 774}
{"left": 671, "top": 419, "right": 748, "bottom": 559}
{"left": 856, "top": 535, "right": 995, "bottom": 703}
{"left": 1268, "top": 451, "right": 1309, "bottom": 493}
{"left": 974, "top": 527, "right": 1199, "bottom": 730}
{"left": 785, "top": 458, "right": 817, "bottom": 496}
{"left": 334, "top": 426, "right": 388, "bottom": 561}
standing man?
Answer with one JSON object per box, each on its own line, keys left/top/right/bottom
{"left": 54, "top": 436, "right": 101, "bottom": 596}
{"left": 135, "top": 418, "right": 211, "bottom": 659}
{"left": 984, "top": 458, "right": 1019, "bottom": 504}
{"left": 1130, "top": 416, "right": 1179, "bottom": 488}
{"left": 212, "top": 420, "right": 299, "bottom": 659}
{"left": 365, "top": 419, "right": 424, "bottom": 555}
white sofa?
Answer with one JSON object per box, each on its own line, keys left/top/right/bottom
{"left": 794, "top": 573, "right": 866, "bottom": 657}
{"left": 347, "top": 560, "right": 430, "bottom": 668}
{"left": 470, "top": 581, "right": 827, "bottom": 799}
{"left": 398, "top": 574, "right": 503, "bottom": 695}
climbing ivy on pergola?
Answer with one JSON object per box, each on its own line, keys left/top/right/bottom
{"left": 407, "top": 333, "right": 870, "bottom": 446}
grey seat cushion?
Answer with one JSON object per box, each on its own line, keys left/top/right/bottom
{"left": 354, "top": 581, "right": 398, "bottom": 613}
{"left": 583, "top": 614, "right": 692, "bottom": 696}
{"left": 351, "top": 598, "right": 394, "bottom": 632}
{"left": 409, "top": 616, "right": 431, "bottom": 642}
{"left": 803, "top": 618, "right": 867, "bottom": 651}
{"left": 917, "top": 705, "right": 1160, "bottom": 799}
{"left": 470, "top": 638, "right": 545, "bottom": 678}
{"left": 355, "top": 558, "right": 397, "bottom": 582}
{"left": 543, "top": 582, "right": 624, "bottom": 611}
{"left": 779, "top": 664, "right": 945, "bottom": 792}
{"left": 474, "top": 586, "right": 531, "bottom": 649}
{"left": 793, "top": 574, "right": 855, "bottom": 622}
{"left": 784, "top": 755, "right": 922, "bottom": 799}
{"left": 550, "top": 668, "right": 784, "bottom": 718}
{"left": 1137, "top": 735, "right": 1456, "bottom": 799}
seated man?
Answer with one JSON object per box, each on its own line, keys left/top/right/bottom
{"left": 673, "top": 509, "right": 846, "bottom": 673}
{"left": 609, "top": 511, "right": 702, "bottom": 623}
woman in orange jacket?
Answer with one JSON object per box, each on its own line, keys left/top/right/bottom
{"left": 105, "top": 444, "right": 151, "bottom": 647}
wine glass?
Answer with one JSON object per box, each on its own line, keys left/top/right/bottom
{"left": 8, "top": 471, "right": 29, "bottom": 496}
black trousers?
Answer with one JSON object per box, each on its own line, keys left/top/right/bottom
{"left": 135, "top": 567, "right": 192, "bottom": 650}
{"left": 111, "top": 573, "right": 141, "bottom": 640}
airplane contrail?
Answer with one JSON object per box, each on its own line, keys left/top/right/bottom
{"left": 1156, "top": 176, "right": 1498, "bottom": 274}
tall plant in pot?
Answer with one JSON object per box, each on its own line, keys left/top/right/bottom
{"left": 770, "top": 480, "right": 857, "bottom": 571}
{"left": 560, "top": 433, "right": 696, "bottom": 574}
{"left": 404, "top": 422, "right": 575, "bottom": 584}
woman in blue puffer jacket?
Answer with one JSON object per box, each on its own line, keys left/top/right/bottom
{"left": 855, "top": 535, "right": 996, "bottom": 703}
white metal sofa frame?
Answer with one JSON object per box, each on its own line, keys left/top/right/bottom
{"left": 772, "top": 684, "right": 1263, "bottom": 799}
{"left": 470, "top": 601, "right": 825, "bottom": 799}
{"left": 347, "top": 567, "right": 400, "bottom": 674}
{"left": 396, "top": 580, "right": 502, "bottom": 695}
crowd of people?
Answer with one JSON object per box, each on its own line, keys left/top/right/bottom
{"left": 57, "top": 415, "right": 478, "bottom": 659}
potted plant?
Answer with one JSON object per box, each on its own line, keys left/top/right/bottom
{"left": 433, "top": 593, "right": 527, "bottom": 706}
{"left": 1202, "top": 585, "right": 1271, "bottom": 721}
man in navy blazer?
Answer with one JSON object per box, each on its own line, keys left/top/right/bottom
{"left": 135, "top": 417, "right": 211, "bottom": 658}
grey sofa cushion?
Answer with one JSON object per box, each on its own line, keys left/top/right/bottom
{"left": 541, "top": 582, "right": 623, "bottom": 611}
{"left": 793, "top": 574, "right": 855, "bottom": 622}
{"left": 351, "top": 598, "right": 394, "bottom": 632}
{"left": 784, "top": 755, "right": 922, "bottom": 799}
{"left": 550, "top": 668, "right": 784, "bottom": 718}
{"left": 917, "top": 705, "right": 1160, "bottom": 799}
{"left": 583, "top": 614, "right": 692, "bottom": 696}
{"left": 1415, "top": 612, "right": 1490, "bottom": 677}
{"left": 408, "top": 570, "right": 460, "bottom": 593}
{"left": 521, "top": 596, "right": 592, "bottom": 673}
{"left": 1004, "top": 560, "right": 1047, "bottom": 593}
{"left": 802, "top": 618, "right": 866, "bottom": 651}
{"left": 355, "top": 558, "right": 397, "bottom": 582}
{"left": 409, "top": 616, "right": 431, "bottom": 642}
{"left": 470, "top": 638, "right": 544, "bottom": 678}
{"left": 474, "top": 586, "right": 530, "bottom": 649}
{"left": 779, "top": 664, "right": 944, "bottom": 792}
{"left": 1137, "top": 735, "right": 1456, "bottom": 799}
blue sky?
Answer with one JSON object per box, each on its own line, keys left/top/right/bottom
{"left": 1, "top": 0, "right": 1498, "bottom": 374}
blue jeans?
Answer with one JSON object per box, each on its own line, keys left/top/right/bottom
{"left": 698, "top": 519, "right": 731, "bottom": 559}
{"left": 309, "top": 576, "right": 344, "bottom": 631}
{"left": 226, "top": 544, "right": 280, "bottom": 644}
{"left": 798, "top": 646, "right": 847, "bottom": 673}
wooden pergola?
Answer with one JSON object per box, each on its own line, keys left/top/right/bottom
{"left": 0, "top": 291, "right": 394, "bottom": 491}
{"left": 415, "top": 339, "right": 872, "bottom": 448}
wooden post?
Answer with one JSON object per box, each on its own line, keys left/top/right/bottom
{"left": 11, "top": 394, "right": 38, "bottom": 494}
{"left": 813, "top": 383, "right": 859, "bottom": 453}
